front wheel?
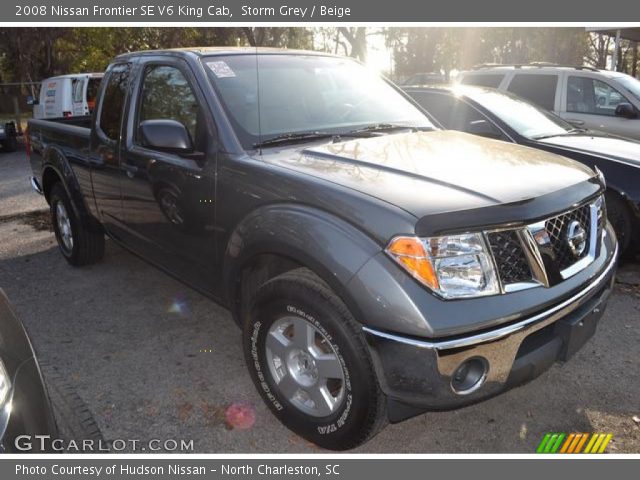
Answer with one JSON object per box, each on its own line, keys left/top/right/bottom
{"left": 243, "top": 268, "right": 387, "bottom": 450}
{"left": 605, "top": 191, "right": 635, "bottom": 257}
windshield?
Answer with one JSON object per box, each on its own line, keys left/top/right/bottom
{"left": 203, "top": 54, "right": 434, "bottom": 149}
{"left": 463, "top": 88, "right": 574, "bottom": 139}
{"left": 616, "top": 75, "right": 640, "bottom": 102}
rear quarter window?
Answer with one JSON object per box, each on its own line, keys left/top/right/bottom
{"left": 506, "top": 74, "right": 558, "bottom": 111}
{"left": 460, "top": 73, "right": 505, "bottom": 88}
{"left": 98, "top": 64, "right": 131, "bottom": 141}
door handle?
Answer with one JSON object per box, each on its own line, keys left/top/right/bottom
{"left": 566, "top": 119, "right": 585, "bottom": 126}
{"left": 122, "top": 164, "right": 139, "bottom": 178}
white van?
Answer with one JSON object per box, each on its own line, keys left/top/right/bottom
{"left": 32, "top": 73, "right": 103, "bottom": 119}
{"left": 456, "top": 65, "right": 640, "bottom": 140}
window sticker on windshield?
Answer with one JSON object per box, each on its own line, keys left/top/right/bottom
{"left": 207, "top": 61, "right": 236, "bottom": 78}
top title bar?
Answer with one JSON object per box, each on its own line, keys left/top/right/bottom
{"left": 4, "top": 0, "right": 640, "bottom": 22}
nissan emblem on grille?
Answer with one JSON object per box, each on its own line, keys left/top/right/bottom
{"left": 566, "top": 220, "right": 587, "bottom": 257}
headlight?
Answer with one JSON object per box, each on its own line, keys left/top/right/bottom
{"left": 386, "top": 233, "right": 499, "bottom": 299}
{"left": 0, "top": 360, "right": 10, "bottom": 406}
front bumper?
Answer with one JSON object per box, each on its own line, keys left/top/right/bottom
{"left": 362, "top": 228, "right": 617, "bottom": 419}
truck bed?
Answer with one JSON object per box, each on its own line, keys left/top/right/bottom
{"left": 27, "top": 116, "right": 93, "bottom": 203}
{"left": 28, "top": 115, "right": 92, "bottom": 136}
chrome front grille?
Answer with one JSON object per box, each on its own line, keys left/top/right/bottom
{"left": 486, "top": 230, "right": 532, "bottom": 284}
{"left": 545, "top": 203, "right": 592, "bottom": 270}
{"left": 485, "top": 195, "right": 605, "bottom": 292}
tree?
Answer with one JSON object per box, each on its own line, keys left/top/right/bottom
{"left": 241, "top": 27, "right": 313, "bottom": 49}
{"left": 337, "top": 27, "right": 367, "bottom": 61}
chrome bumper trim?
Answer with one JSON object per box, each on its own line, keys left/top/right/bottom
{"left": 30, "top": 176, "right": 43, "bottom": 195}
{"left": 363, "top": 241, "right": 617, "bottom": 352}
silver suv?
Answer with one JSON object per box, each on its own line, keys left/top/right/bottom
{"left": 456, "top": 64, "right": 640, "bottom": 140}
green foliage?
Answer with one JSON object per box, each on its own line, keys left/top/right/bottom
{"left": 0, "top": 27, "right": 312, "bottom": 88}
{"left": 386, "top": 27, "right": 591, "bottom": 79}
{"left": 0, "top": 27, "right": 635, "bottom": 92}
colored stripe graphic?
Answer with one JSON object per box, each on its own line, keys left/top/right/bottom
{"left": 584, "top": 434, "right": 599, "bottom": 453}
{"left": 597, "top": 434, "right": 613, "bottom": 453}
{"left": 537, "top": 433, "right": 612, "bottom": 453}
{"left": 544, "top": 434, "right": 558, "bottom": 453}
{"left": 573, "top": 433, "right": 589, "bottom": 453}
{"left": 537, "top": 433, "right": 553, "bottom": 453}
{"left": 559, "top": 433, "right": 576, "bottom": 453}
{"left": 550, "top": 433, "right": 566, "bottom": 453}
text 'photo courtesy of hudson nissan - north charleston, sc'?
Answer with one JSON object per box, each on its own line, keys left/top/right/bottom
{"left": 26, "top": 48, "right": 618, "bottom": 450}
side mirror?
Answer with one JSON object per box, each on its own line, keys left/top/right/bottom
{"left": 614, "top": 103, "right": 638, "bottom": 119}
{"left": 466, "top": 119, "right": 503, "bottom": 139}
{"left": 139, "top": 119, "right": 193, "bottom": 152}
{"left": 26, "top": 95, "right": 38, "bottom": 106}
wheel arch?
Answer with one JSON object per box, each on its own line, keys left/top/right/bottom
{"left": 223, "top": 204, "right": 382, "bottom": 327}
{"left": 41, "top": 147, "right": 101, "bottom": 233}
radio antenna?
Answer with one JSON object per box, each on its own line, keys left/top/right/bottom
{"left": 255, "top": 44, "right": 262, "bottom": 156}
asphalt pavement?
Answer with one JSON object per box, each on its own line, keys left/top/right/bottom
{"left": 1, "top": 147, "right": 638, "bottom": 453}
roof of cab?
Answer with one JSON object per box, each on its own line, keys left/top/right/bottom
{"left": 460, "top": 64, "right": 627, "bottom": 79}
{"left": 115, "top": 46, "right": 338, "bottom": 61}
{"left": 404, "top": 84, "right": 490, "bottom": 94}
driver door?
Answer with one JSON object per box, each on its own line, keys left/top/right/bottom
{"left": 119, "top": 59, "right": 218, "bottom": 293}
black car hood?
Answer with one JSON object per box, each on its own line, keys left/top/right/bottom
{"left": 264, "top": 130, "right": 597, "bottom": 221}
{"left": 537, "top": 132, "right": 640, "bottom": 167}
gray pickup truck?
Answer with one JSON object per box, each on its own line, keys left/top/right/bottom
{"left": 27, "top": 48, "right": 617, "bottom": 450}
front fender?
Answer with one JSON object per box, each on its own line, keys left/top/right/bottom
{"left": 223, "top": 203, "right": 382, "bottom": 323}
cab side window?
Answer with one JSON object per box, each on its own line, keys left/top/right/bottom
{"left": 460, "top": 73, "right": 505, "bottom": 88}
{"left": 137, "top": 65, "right": 204, "bottom": 152}
{"left": 567, "top": 76, "right": 629, "bottom": 116}
{"left": 411, "top": 91, "right": 503, "bottom": 139}
{"left": 98, "top": 64, "right": 131, "bottom": 141}
{"left": 507, "top": 74, "right": 558, "bottom": 111}
{"left": 409, "top": 91, "right": 457, "bottom": 127}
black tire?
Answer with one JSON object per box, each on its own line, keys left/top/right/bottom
{"left": 40, "top": 364, "right": 107, "bottom": 452}
{"left": 605, "top": 191, "right": 634, "bottom": 257}
{"left": 243, "top": 268, "right": 387, "bottom": 450}
{"left": 50, "top": 183, "right": 105, "bottom": 266}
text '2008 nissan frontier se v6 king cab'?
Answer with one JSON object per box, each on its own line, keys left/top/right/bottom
{"left": 26, "top": 48, "right": 618, "bottom": 450}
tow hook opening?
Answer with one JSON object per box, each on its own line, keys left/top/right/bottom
{"left": 451, "top": 357, "right": 489, "bottom": 395}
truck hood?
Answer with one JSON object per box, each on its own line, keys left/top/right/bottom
{"left": 264, "top": 130, "right": 596, "bottom": 220}
{"left": 537, "top": 132, "right": 640, "bottom": 167}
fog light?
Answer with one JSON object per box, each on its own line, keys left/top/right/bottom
{"left": 451, "top": 357, "right": 488, "bottom": 395}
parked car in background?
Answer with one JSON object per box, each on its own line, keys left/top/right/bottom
{"left": 456, "top": 64, "right": 640, "bottom": 140}
{"left": 402, "top": 72, "right": 446, "bottom": 86}
{"left": 0, "top": 121, "right": 18, "bottom": 152}
{"left": 30, "top": 73, "right": 103, "bottom": 119}
{"left": 0, "top": 289, "right": 104, "bottom": 452}
{"left": 405, "top": 84, "right": 640, "bottom": 255}
{"left": 27, "top": 48, "right": 617, "bottom": 450}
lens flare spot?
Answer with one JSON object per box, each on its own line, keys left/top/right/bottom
{"left": 225, "top": 402, "right": 256, "bottom": 430}
{"left": 168, "top": 295, "right": 190, "bottom": 317}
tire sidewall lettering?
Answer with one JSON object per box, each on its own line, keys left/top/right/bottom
{"left": 250, "top": 302, "right": 354, "bottom": 433}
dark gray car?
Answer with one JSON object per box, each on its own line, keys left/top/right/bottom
{"left": 0, "top": 290, "right": 104, "bottom": 452}
{"left": 27, "top": 48, "right": 618, "bottom": 450}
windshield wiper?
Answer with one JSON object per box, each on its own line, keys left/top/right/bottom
{"left": 253, "top": 124, "right": 432, "bottom": 148}
{"left": 253, "top": 131, "right": 336, "bottom": 148}
{"left": 342, "top": 123, "right": 430, "bottom": 136}
{"left": 532, "top": 127, "right": 588, "bottom": 140}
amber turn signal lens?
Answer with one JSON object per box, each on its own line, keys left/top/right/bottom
{"left": 386, "top": 236, "right": 439, "bottom": 290}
